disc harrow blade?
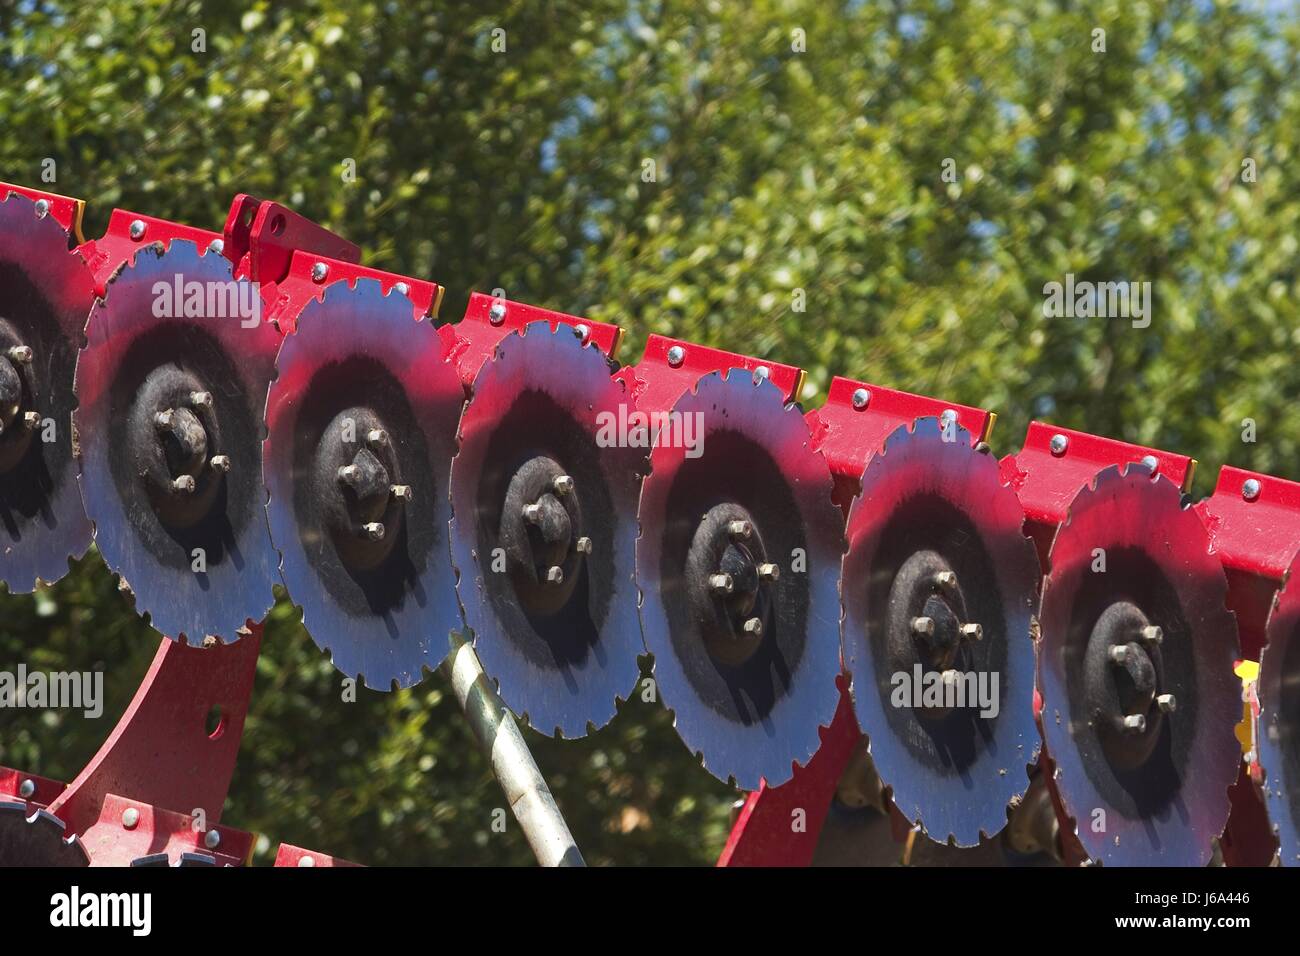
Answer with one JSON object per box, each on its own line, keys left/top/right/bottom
{"left": 842, "top": 418, "right": 1041, "bottom": 846}
{"left": 636, "top": 369, "right": 843, "bottom": 790}
{"left": 0, "top": 192, "right": 95, "bottom": 591}
{"left": 1038, "top": 464, "right": 1241, "bottom": 865}
{"left": 265, "top": 278, "right": 464, "bottom": 689}
{"left": 1259, "top": 551, "right": 1300, "bottom": 864}
{"left": 74, "top": 240, "right": 280, "bottom": 642}
{"left": 449, "top": 321, "right": 644, "bottom": 736}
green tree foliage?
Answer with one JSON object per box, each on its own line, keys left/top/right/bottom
{"left": 2, "top": 0, "right": 1298, "bottom": 863}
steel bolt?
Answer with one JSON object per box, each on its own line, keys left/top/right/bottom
{"left": 666, "top": 345, "right": 685, "bottom": 367}
{"left": 522, "top": 503, "right": 543, "bottom": 524}
{"left": 172, "top": 475, "right": 196, "bottom": 493}
{"left": 1156, "top": 693, "right": 1177, "bottom": 714}
{"left": 851, "top": 387, "right": 870, "bottom": 410}
{"left": 911, "top": 616, "right": 935, "bottom": 636}
{"left": 18, "top": 778, "right": 35, "bottom": 798}
{"left": 742, "top": 617, "right": 764, "bottom": 637}
{"left": 311, "top": 261, "right": 330, "bottom": 283}
{"left": 960, "top": 623, "right": 983, "bottom": 642}
{"left": 1109, "top": 645, "right": 1131, "bottom": 665}
{"left": 22, "top": 411, "right": 40, "bottom": 429}
{"left": 122, "top": 807, "right": 140, "bottom": 829}
{"left": 575, "top": 536, "right": 593, "bottom": 555}
{"left": 1141, "top": 454, "right": 1159, "bottom": 473}
{"left": 7, "top": 345, "right": 32, "bottom": 364}
{"left": 394, "top": 282, "right": 410, "bottom": 296}
{"left": 391, "top": 484, "right": 413, "bottom": 501}
{"left": 204, "top": 829, "right": 221, "bottom": 850}
{"left": 488, "top": 301, "right": 507, "bottom": 325}
{"left": 1049, "top": 433, "right": 1069, "bottom": 456}
{"left": 154, "top": 409, "right": 175, "bottom": 429}
{"left": 753, "top": 365, "right": 770, "bottom": 384}
{"left": 1140, "top": 625, "right": 1163, "bottom": 646}
{"left": 362, "top": 521, "right": 385, "bottom": 541}
{"left": 338, "top": 464, "right": 361, "bottom": 484}
{"left": 34, "top": 199, "right": 49, "bottom": 219}
{"left": 940, "top": 409, "right": 958, "bottom": 427}
{"left": 940, "top": 668, "right": 961, "bottom": 688}
{"left": 189, "top": 390, "right": 213, "bottom": 408}
{"left": 1243, "top": 478, "right": 1262, "bottom": 501}
{"left": 209, "top": 455, "right": 231, "bottom": 473}
{"left": 367, "top": 428, "right": 389, "bottom": 448}
{"left": 726, "top": 519, "right": 752, "bottom": 540}
{"left": 546, "top": 566, "right": 564, "bottom": 585}
{"left": 208, "top": 238, "right": 225, "bottom": 256}
{"left": 757, "top": 562, "right": 780, "bottom": 583}
{"left": 298, "top": 856, "right": 316, "bottom": 867}
{"left": 933, "top": 570, "right": 957, "bottom": 590}
{"left": 552, "top": 475, "right": 574, "bottom": 496}
{"left": 1121, "top": 714, "right": 1147, "bottom": 734}
{"left": 129, "top": 219, "right": 147, "bottom": 240}
{"left": 708, "top": 573, "right": 734, "bottom": 595}
{"left": 573, "top": 323, "right": 590, "bottom": 342}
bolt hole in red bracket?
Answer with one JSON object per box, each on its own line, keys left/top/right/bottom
{"left": 717, "top": 378, "right": 994, "bottom": 867}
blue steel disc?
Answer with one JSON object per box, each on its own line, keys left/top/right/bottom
{"left": 75, "top": 240, "right": 280, "bottom": 642}
{"left": 841, "top": 418, "right": 1041, "bottom": 846}
{"left": 449, "top": 321, "right": 644, "bottom": 737}
{"left": 265, "top": 279, "right": 464, "bottom": 689}
{"left": 1259, "top": 551, "right": 1300, "bottom": 865}
{"left": 0, "top": 193, "right": 95, "bottom": 591}
{"left": 635, "top": 369, "right": 843, "bottom": 790}
{"left": 1038, "top": 465, "right": 1240, "bottom": 866}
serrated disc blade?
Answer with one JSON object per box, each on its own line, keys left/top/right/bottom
{"left": 636, "top": 369, "right": 843, "bottom": 790}
{"left": 265, "top": 280, "right": 463, "bottom": 689}
{"left": 0, "top": 193, "right": 95, "bottom": 591}
{"left": 842, "top": 418, "right": 1041, "bottom": 846}
{"left": 1038, "top": 465, "right": 1240, "bottom": 866}
{"left": 1259, "top": 552, "right": 1300, "bottom": 864}
{"left": 74, "top": 241, "right": 280, "bottom": 642}
{"left": 0, "top": 801, "right": 90, "bottom": 866}
{"left": 449, "top": 322, "right": 643, "bottom": 736}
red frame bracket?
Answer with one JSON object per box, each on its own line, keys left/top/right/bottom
{"left": 621, "top": 334, "right": 804, "bottom": 417}
{"left": 79, "top": 208, "right": 225, "bottom": 296}
{"left": 79, "top": 793, "right": 255, "bottom": 867}
{"left": 273, "top": 843, "right": 361, "bottom": 868}
{"left": 0, "top": 180, "right": 85, "bottom": 239}
{"left": 445, "top": 292, "right": 622, "bottom": 386}
{"left": 46, "top": 630, "right": 261, "bottom": 838}
{"left": 267, "top": 248, "right": 443, "bottom": 332}
{"left": 231, "top": 197, "right": 361, "bottom": 286}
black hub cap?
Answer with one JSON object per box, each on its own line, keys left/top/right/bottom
{"left": 685, "top": 502, "right": 778, "bottom": 668}
{"left": 313, "top": 406, "right": 406, "bottom": 572}
{"left": 499, "top": 453, "right": 588, "bottom": 615}
{"left": 0, "top": 318, "right": 38, "bottom": 473}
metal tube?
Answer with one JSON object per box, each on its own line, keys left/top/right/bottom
{"left": 442, "top": 631, "right": 585, "bottom": 867}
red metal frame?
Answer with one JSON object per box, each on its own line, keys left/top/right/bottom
{"left": 273, "top": 843, "right": 360, "bottom": 868}
{"left": 0, "top": 180, "right": 86, "bottom": 239}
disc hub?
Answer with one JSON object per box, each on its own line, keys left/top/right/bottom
{"left": 0, "top": 317, "right": 38, "bottom": 472}
{"left": 1084, "top": 600, "right": 1170, "bottom": 768}
{"left": 686, "top": 503, "right": 776, "bottom": 667}
{"left": 316, "top": 406, "right": 407, "bottom": 571}
{"left": 886, "top": 549, "right": 985, "bottom": 719}
{"left": 500, "top": 454, "right": 589, "bottom": 614}
{"left": 129, "top": 365, "right": 228, "bottom": 528}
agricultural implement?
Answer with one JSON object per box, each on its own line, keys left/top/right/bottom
{"left": 0, "top": 180, "right": 1292, "bottom": 867}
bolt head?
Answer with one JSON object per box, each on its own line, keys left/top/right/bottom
{"left": 911, "top": 616, "right": 935, "bottom": 636}
{"left": 391, "top": 484, "right": 413, "bottom": 502}
{"left": 1140, "top": 454, "right": 1159, "bottom": 473}
{"left": 22, "top": 411, "right": 40, "bottom": 429}
{"left": 575, "top": 536, "right": 593, "bottom": 555}
{"left": 1140, "top": 625, "right": 1163, "bottom": 646}
{"left": 122, "top": 807, "right": 140, "bottom": 829}
{"left": 1049, "top": 433, "right": 1069, "bottom": 456}
{"left": 189, "top": 390, "right": 213, "bottom": 408}
{"left": 752, "top": 365, "right": 770, "bottom": 384}
{"left": 362, "top": 521, "right": 385, "bottom": 541}
{"left": 546, "top": 566, "right": 564, "bottom": 585}
{"left": 34, "top": 198, "right": 49, "bottom": 219}
{"left": 757, "top": 562, "right": 780, "bottom": 583}
{"left": 940, "top": 409, "right": 958, "bottom": 427}
{"left": 1109, "top": 645, "right": 1131, "bottom": 665}
{"left": 154, "top": 409, "right": 175, "bottom": 429}
{"left": 172, "top": 475, "right": 197, "bottom": 493}
{"left": 7, "top": 345, "right": 33, "bottom": 364}
{"left": 298, "top": 855, "right": 316, "bottom": 867}
{"left": 1243, "top": 478, "right": 1262, "bottom": 501}
{"left": 489, "top": 301, "right": 507, "bottom": 325}
{"left": 1156, "top": 693, "right": 1177, "bottom": 714}
{"left": 18, "top": 778, "right": 35, "bottom": 798}
{"left": 208, "top": 238, "right": 225, "bottom": 255}
{"left": 338, "top": 464, "right": 360, "bottom": 483}
{"left": 666, "top": 345, "right": 685, "bottom": 367}
{"left": 574, "top": 323, "right": 590, "bottom": 342}
{"left": 367, "top": 428, "right": 389, "bottom": 448}
{"left": 933, "top": 570, "right": 958, "bottom": 590}
{"left": 726, "top": 519, "right": 752, "bottom": 540}
{"left": 960, "top": 623, "right": 983, "bottom": 641}
{"left": 742, "top": 617, "right": 764, "bottom": 637}
{"left": 311, "top": 261, "right": 330, "bottom": 283}
{"left": 552, "top": 474, "right": 575, "bottom": 496}
{"left": 522, "top": 503, "right": 542, "bottom": 524}
{"left": 129, "top": 218, "right": 147, "bottom": 240}
{"left": 1121, "top": 714, "right": 1147, "bottom": 734}
{"left": 394, "top": 281, "right": 410, "bottom": 296}
{"left": 210, "top": 455, "right": 231, "bottom": 473}
{"left": 708, "top": 573, "right": 734, "bottom": 595}
{"left": 851, "top": 387, "right": 870, "bottom": 410}
{"left": 204, "top": 829, "right": 221, "bottom": 849}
